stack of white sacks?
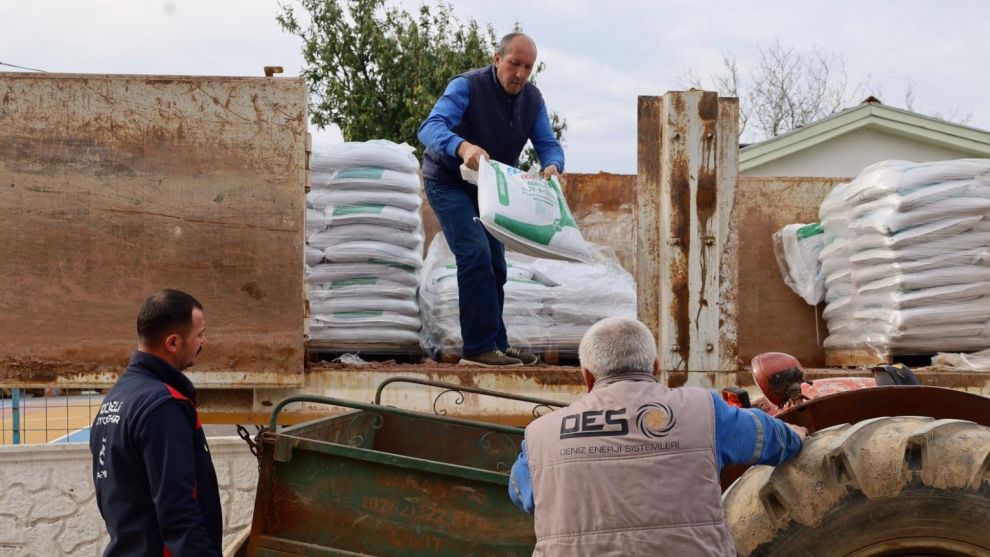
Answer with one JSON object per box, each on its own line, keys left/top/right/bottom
{"left": 819, "top": 159, "right": 990, "bottom": 356}
{"left": 306, "top": 140, "right": 424, "bottom": 348}
{"left": 419, "top": 235, "right": 637, "bottom": 359}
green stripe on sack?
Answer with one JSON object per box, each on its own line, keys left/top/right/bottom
{"left": 332, "top": 311, "right": 385, "bottom": 318}
{"left": 492, "top": 162, "right": 511, "bottom": 206}
{"left": 547, "top": 176, "right": 578, "bottom": 229}
{"left": 333, "top": 204, "right": 385, "bottom": 216}
{"left": 336, "top": 168, "right": 386, "bottom": 179}
{"left": 330, "top": 277, "right": 378, "bottom": 288}
{"left": 368, "top": 258, "right": 416, "bottom": 271}
{"left": 797, "top": 222, "right": 824, "bottom": 240}
{"left": 494, "top": 213, "right": 557, "bottom": 246}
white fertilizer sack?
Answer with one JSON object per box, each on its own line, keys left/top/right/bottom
{"left": 324, "top": 241, "right": 423, "bottom": 269}
{"left": 312, "top": 166, "right": 421, "bottom": 194}
{"left": 469, "top": 159, "right": 590, "bottom": 262}
{"left": 308, "top": 188, "right": 422, "bottom": 212}
{"left": 772, "top": 223, "right": 826, "bottom": 305}
{"left": 310, "top": 140, "right": 419, "bottom": 174}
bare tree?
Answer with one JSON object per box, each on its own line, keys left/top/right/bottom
{"left": 686, "top": 40, "right": 859, "bottom": 141}
{"left": 687, "top": 41, "right": 977, "bottom": 143}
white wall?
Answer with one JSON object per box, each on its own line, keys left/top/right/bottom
{"left": 0, "top": 438, "right": 257, "bottom": 556}
{"left": 743, "top": 127, "right": 978, "bottom": 177}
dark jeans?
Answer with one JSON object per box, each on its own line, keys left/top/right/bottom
{"left": 424, "top": 179, "right": 508, "bottom": 356}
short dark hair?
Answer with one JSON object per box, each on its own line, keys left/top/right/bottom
{"left": 137, "top": 289, "right": 203, "bottom": 346}
{"left": 498, "top": 32, "right": 531, "bottom": 55}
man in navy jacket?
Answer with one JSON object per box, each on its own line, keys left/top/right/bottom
{"left": 91, "top": 289, "right": 222, "bottom": 556}
{"left": 419, "top": 32, "right": 565, "bottom": 368}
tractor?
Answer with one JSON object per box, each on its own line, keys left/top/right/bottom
{"left": 721, "top": 352, "right": 990, "bottom": 556}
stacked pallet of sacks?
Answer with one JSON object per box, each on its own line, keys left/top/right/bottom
{"left": 419, "top": 235, "right": 637, "bottom": 360}
{"left": 818, "top": 159, "right": 990, "bottom": 357}
{"left": 305, "top": 140, "right": 424, "bottom": 350}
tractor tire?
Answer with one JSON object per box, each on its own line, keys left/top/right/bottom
{"left": 723, "top": 416, "right": 990, "bottom": 557}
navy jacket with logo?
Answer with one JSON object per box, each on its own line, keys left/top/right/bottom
{"left": 90, "top": 351, "right": 222, "bottom": 556}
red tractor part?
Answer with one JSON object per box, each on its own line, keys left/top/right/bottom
{"left": 751, "top": 352, "right": 812, "bottom": 407}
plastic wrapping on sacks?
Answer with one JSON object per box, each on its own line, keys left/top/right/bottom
{"left": 772, "top": 223, "right": 826, "bottom": 304}
{"left": 308, "top": 326, "right": 421, "bottom": 345}
{"left": 305, "top": 246, "right": 325, "bottom": 266}
{"left": 312, "top": 311, "right": 421, "bottom": 331}
{"left": 305, "top": 140, "right": 425, "bottom": 349}
{"left": 846, "top": 216, "right": 988, "bottom": 253}
{"left": 306, "top": 207, "right": 331, "bottom": 233}
{"left": 818, "top": 159, "right": 990, "bottom": 357}
{"left": 418, "top": 234, "right": 636, "bottom": 358}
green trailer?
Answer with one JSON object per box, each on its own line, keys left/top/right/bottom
{"left": 245, "top": 378, "right": 565, "bottom": 556}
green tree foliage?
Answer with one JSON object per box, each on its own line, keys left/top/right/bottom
{"left": 278, "top": 0, "right": 566, "bottom": 169}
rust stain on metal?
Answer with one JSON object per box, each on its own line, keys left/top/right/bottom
{"left": 694, "top": 92, "right": 720, "bottom": 367}
{"left": 669, "top": 146, "right": 691, "bottom": 366}
{"left": 666, "top": 371, "right": 688, "bottom": 388}
{"left": 563, "top": 173, "right": 636, "bottom": 212}
{"left": 636, "top": 96, "right": 663, "bottom": 344}
{"left": 240, "top": 281, "right": 267, "bottom": 300}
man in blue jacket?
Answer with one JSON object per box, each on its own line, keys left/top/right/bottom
{"left": 91, "top": 289, "right": 222, "bottom": 556}
{"left": 419, "top": 32, "right": 565, "bottom": 367}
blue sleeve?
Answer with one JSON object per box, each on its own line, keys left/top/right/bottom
{"left": 140, "top": 400, "right": 217, "bottom": 557}
{"left": 530, "top": 101, "right": 565, "bottom": 173}
{"left": 418, "top": 77, "right": 470, "bottom": 158}
{"left": 508, "top": 440, "right": 535, "bottom": 513}
{"left": 710, "top": 392, "right": 803, "bottom": 470}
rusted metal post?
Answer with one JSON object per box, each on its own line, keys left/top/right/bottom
{"left": 636, "top": 97, "right": 663, "bottom": 346}
{"left": 637, "top": 91, "right": 739, "bottom": 384}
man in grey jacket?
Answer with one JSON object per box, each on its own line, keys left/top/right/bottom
{"left": 509, "top": 316, "right": 806, "bottom": 556}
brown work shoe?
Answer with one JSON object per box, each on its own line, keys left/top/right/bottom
{"left": 459, "top": 350, "right": 523, "bottom": 367}
{"left": 504, "top": 347, "right": 539, "bottom": 365}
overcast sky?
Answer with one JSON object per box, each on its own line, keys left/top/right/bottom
{"left": 2, "top": 0, "right": 988, "bottom": 173}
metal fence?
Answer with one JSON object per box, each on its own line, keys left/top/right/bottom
{"left": 0, "top": 389, "right": 104, "bottom": 445}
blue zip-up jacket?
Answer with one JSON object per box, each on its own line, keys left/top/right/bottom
{"left": 91, "top": 351, "right": 222, "bottom": 556}
{"left": 508, "top": 391, "right": 803, "bottom": 513}
{"left": 419, "top": 64, "right": 564, "bottom": 189}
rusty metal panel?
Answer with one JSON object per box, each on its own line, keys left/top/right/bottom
{"left": 0, "top": 72, "right": 307, "bottom": 387}
{"left": 636, "top": 96, "right": 663, "bottom": 346}
{"left": 715, "top": 98, "right": 740, "bottom": 372}
{"left": 689, "top": 91, "right": 720, "bottom": 372}
{"left": 562, "top": 173, "right": 637, "bottom": 275}
{"left": 637, "top": 91, "right": 738, "bottom": 378}
{"left": 659, "top": 93, "right": 691, "bottom": 372}
{"left": 734, "top": 176, "right": 848, "bottom": 368}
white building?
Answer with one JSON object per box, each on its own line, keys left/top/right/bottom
{"left": 740, "top": 98, "right": 990, "bottom": 177}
